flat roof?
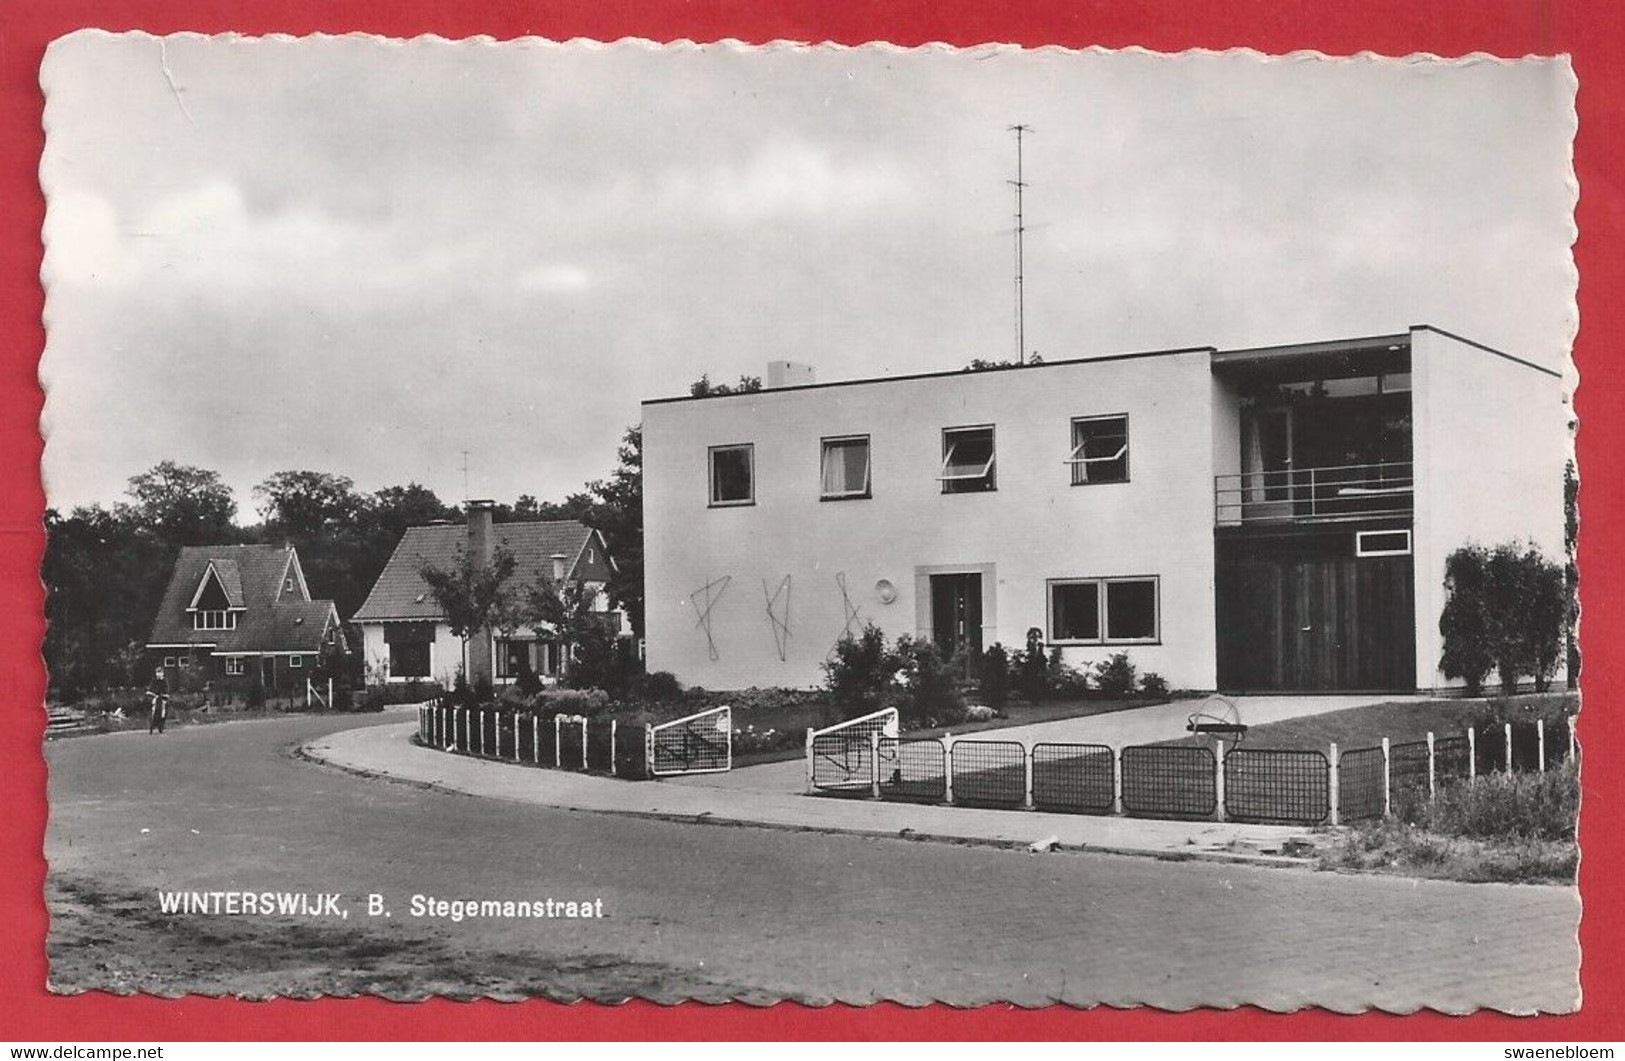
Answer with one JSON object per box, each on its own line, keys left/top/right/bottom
{"left": 641, "top": 324, "right": 1557, "bottom": 406}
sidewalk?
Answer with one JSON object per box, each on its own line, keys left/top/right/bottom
{"left": 303, "top": 720, "right": 1327, "bottom": 867}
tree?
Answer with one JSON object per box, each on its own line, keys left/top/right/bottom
{"left": 965, "top": 352, "right": 1044, "bottom": 371}
{"left": 1439, "top": 541, "right": 1567, "bottom": 695}
{"left": 525, "top": 576, "right": 620, "bottom": 690}
{"left": 689, "top": 373, "right": 763, "bottom": 397}
{"left": 417, "top": 545, "right": 517, "bottom": 695}
{"left": 252, "top": 470, "right": 361, "bottom": 539}
{"left": 585, "top": 425, "right": 645, "bottom": 638}
{"left": 122, "top": 461, "right": 236, "bottom": 545}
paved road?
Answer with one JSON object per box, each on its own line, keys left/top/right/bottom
{"left": 45, "top": 712, "right": 1580, "bottom": 1011}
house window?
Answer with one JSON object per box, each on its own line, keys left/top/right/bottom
{"left": 224, "top": 657, "right": 245, "bottom": 676}
{"left": 284, "top": 577, "right": 295, "bottom": 593}
{"left": 163, "top": 657, "right": 176, "bottom": 668}
{"left": 1068, "top": 414, "right": 1129, "bottom": 485}
{"left": 709, "top": 444, "right": 755, "bottom": 506}
{"left": 289, "top": 655, "right": 304, "bottom": 669}
{"left": 1048, "top": 576, "right": 1160, "bottom": 644}
{"left": 1356, "top": 529, "right": 1412, "bottom": 557}
{"left": 940, "top": 426, "right": 996, "bottom": 493}
{"left": 193, "top": 610, "right": 238, "bottom": 631}
{"left": 178, "top": 656, "right": 191, "bottom": 670}
{"left": 820, "top": 435, "right": 872, "bottom": 500}
{"left": 495, "top": 639, "right": 534, "bottom": 680}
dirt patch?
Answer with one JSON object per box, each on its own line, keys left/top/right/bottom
{"left": 47, "top": 873, "right": 771, "bottom": 1003}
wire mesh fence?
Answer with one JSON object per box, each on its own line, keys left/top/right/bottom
{"left": 1338, "top": 746, "right": 1385, "bottom": 822}
{"left": 650, "top": 705, "right": 732, "bottom": 776}
{"left": 1031, "top": 743, "right": 1115, "bottom": 814}
{"left": 878, "top": 738, "right": 947, "bottom": 802}
{"left": 1389, "top": 739, "right": 1431, "bottom": 796}
{"left": 1120, "top": 745, "right": 1215, "bottom": 819}
{"left": 1434, "top": 734, "right": 1471, "bottom": 781}
{"left": 950, "top": 740, "right": 1026, "bottom": 806}
{"left": 1222, "top": 748, "right": 1329, "bottom": 825}
{"left": 809, "top": 709, "right": 900, "bottom": 792}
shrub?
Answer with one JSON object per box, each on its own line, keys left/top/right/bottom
{"left": 896, "top": 636, "right": 965, "bottom": 728}
{"left": 979, "top": 643, "right": 1010, "bottom": 710}
{"left": 822, "top": 622, "right": 903, "bottom": 715}
{"left": 529, "top": 687, "right": 611, "bottom": 717}
{"left": 1139, "top": 672, "right": 1169, "bottom": 698}
{"left": 1440, "top": 545, "right": 1495, "bottom": 694}
{"left": 1047, "top": 661, "right": 1090, "bottom": 699}
{"left": 635, "top": 671, "right": 683, "bottom": 702}
{"left": 1440, "top": 541, "right": 1566, "bottom": 695}
{"left": 1422, "top": 763, "right": 1578, "bottom": 843}
{"left": 514, "top": 657, "right": 544, "bottom": 698}
{"left": 1092, "top": 652, "right": 1137, "bottom": 697}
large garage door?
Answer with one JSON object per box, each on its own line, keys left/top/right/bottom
{"left": 1216, "top": 554, "right": 1415, "bottom": 692}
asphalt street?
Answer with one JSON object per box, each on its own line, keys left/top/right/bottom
{"left": 44, "top": 711, "right": 1581, "bottom": 1010}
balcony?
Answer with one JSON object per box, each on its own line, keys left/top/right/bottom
{"left": 1215, "top": 461, "right": 1413, "bottom": 527}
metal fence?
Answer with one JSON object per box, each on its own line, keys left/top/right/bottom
{"left": 949, "top": 739, "right": 1026, "bottom": 806}
{"left": 1434, "top": 734, "right": 1471, "bottom": 782}
{"left": 1223, "top": 748, "right": 1330, "bottom": 825}
{"left": 877, "top": 738, "right": 947, "bottom": 801}
{"left": 1120, "top": 745, "right": 1216, "bottom": 819}
{"left": 808, "top": 708, "right": 900, "bottom": 792}
{"left": 413, "top": 704, "right": 734, "bottom": 780}
{"left": 1337, "top": 746, "right": 1386, "bottom": 822}
{"left": 650, "top": 705, "right": 732, "bottom": 776}
{"left": 1031, "top": 743, "right": 1115, "bottom": 815}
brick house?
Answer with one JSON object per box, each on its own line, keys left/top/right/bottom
{"left": 145, "top": 544, "right": 345, "bottom": 695}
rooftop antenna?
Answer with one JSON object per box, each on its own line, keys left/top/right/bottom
{"left": 460, "top": 450, "right": 470, "bottom": 502}
{"left": 1009, "top": 123, "right": 1033, "bottom": 363}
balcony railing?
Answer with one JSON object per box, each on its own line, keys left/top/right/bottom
{"left": 1215, "top": 461, "right": 1413, "bottom": 526}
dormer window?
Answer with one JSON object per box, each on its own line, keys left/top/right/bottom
{"left": 194, "top": 610, "right": 238, "bottom": 631}
{"left": 284, "top": 578, "right": 295, "bottom": 593}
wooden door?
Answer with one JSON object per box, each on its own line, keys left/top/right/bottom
{"left": 930, "top": 573, "right": 983, "bottom": 675}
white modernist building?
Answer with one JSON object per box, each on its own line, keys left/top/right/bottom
{"left": 641, "top": 327, "right": 1569, "bottom": 693}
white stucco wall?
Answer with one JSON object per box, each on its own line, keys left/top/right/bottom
{"left": 360, "top": 621, "right": 465, "bottom": 686}
{"left": 643, "top": 350, "right": 1222, "bottom": 691}
{"left": 1409, "top": 326, "right": 1571, "bottom": 689}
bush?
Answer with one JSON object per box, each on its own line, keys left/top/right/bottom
{"left": 979, "top": 643, "right": 1010, "bottom": 710}
{"left": 896, "top": 636, "right": 965, "bottom": 728}
{"left": 1440, "top": 541, "right": 1566, "bottom": 695}
{"left": 1422, "top": 764, "right": 1578, "bottom": 843}
{"left": 1092, "top": 652, "right": 1137, "bottom": 697}
{"left": 1011, "top": 629, "right": 1050, "bottom": 702}
{"left": 528, "top": 687, "right": 612, "bottom": 717}
{"left": 1139, "top": 672, "right": 1169, "bottom": 698}
{"left": 822, "top": 622, "right": 903, "bottom": 715}
{"left": 632, "top": 670, "right": 682, "bottom": 702}
{"left": 1047, "top": 661, "right": 1090, "bottom": 699}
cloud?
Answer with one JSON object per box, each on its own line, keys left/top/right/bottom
{"left": 515, "top": 262, "right": 592, "bottom": 293}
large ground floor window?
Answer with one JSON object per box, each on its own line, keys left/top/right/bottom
{"left": 495, "top": 638, "right": 564, "bottom": 680}
{"left": 1048, "top": 576, "right": 1160, "bottom": 645}
{"left": 383, "top": 622, "right": 435, "bottom": 679}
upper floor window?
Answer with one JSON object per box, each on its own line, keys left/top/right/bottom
{"left": 820, "top": 435, "right": 872, "bottom": 500}
{"left": 193, "top": 610, "right": 238, "bottom": 631}
{"left": 939, "top": 426, "right": 996, "bottom": 493}
{"left": 708, "top": 444, "right": 755, "bottom": 506}
{"left": 1068, "top": 414, "right": 1129, "bottom": 485}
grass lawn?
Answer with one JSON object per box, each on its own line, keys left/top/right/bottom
{"left": 1159, "top": 691, "right": 1578, "bottom": 753}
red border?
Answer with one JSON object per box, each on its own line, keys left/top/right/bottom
{"left": 4, "top": 0, "right": 1619, "bottom": 1041}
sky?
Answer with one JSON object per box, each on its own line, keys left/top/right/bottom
{"left": 38, "top": 34, "right": 1577, "bottom": 517}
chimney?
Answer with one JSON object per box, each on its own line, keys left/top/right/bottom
{"left": 466, "top": 499, "right": 495, "bottom": 568}
{"left": 550, "top": 553, "right": 568, "bottom": 584}
{"left": 765, "top": 360, "right": 816, "bottom": 389}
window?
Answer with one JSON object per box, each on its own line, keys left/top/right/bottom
{"left": 940, "top": 426, "right": 995, "bottom": 493}
{"left": 178, "top": 656, "right": 191, "bottom": 670}
{"left": 224, "top": 657, "right": 245, "bottom": 676}
{"left": 163, "top": 657, "right": 176, "bottom": 668}
{"left": 495, "top": 639, "right": 534, "bottom": 680}
{"left": 193, "top": 610, "right": 238, "bottom": 631}
{"left": 289, "top": 655, "right": 303, "bottom": 669}
{"left": 1068, "top": 415, "right": 1129, "bottom": 485}
{"left": 708, "top": 444, "right": 754, "bottom": 506}
{"left": 820, "top": 435, "right": 872, "bottom": 499}
{"left": 1048, "top": 576, "right": 1160, "bottom": 644}
{"left": 389, "top": 642, "right": 430, "bottom": 679}
{"left": 284, "top": 578, "right": 296, "bottom": 593}
{"left": 1356, "top": 529, "right": 1412, "bottom": 557}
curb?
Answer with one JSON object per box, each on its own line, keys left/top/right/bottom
{"left": 297, "top": 735, "right": 1322, "bottom": 873}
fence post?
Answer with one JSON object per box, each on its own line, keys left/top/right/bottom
{"left": 1113, "top": 746, "right": 1123, "bottom": 816}
{"left": 1468, "top": 726, "right": 1477, "bottom": 780}
{"left": 1569, "top": 715, "right": 1577, "bottom": 763}
{"left": 870, "top": 731, "right": 881, "bottom": 799}
{"left": 1214, "top": 739, "right": 1227, "bottom": 823}
{"left": 1023, "top": 741, "right": 1034, "bottom": 810}
{"left": 644, "top": 723, "right": 654, "bottom": 780}
{"left": 1537, "top": 718, "right": 1547, "bottom": 774}
{"left": 1328, "top": 742, "right": 1340, "bottom": 827}
{"left": 1381, "top": 737, "right": 1391, "bottom": 818}
{"left": 554, "top": 715, "right": 563, "bottom": 768}
{"left": 580, "top": 717, "right": 589, "bottom": 770}
{"left": 1426, "top": 731, "right": 1436, "bottom": 800}
{"left": 610, "top": 719, "right": 618, "bottom": 777}
{"left": 1504, "top": 722, "right": 1514, "bottom": 774}
{"left": 943, "top": 736, "right": 955, "bottom": 805}
{"left": 533, "top": 714, "right": 540, "bottom": 765}
{"left": 513, "top": 713, "right": 521, "bottom": 762}
{"left": 328, "top": 678, "right": 333, "bottom": 709}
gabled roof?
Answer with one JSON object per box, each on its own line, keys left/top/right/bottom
{"left": 147, "top": 544, "right": 339, "bottom": 653}
{"left": 189, "top": 559, "right": 244, "bottom": 609}
{"left": 353, "top": 519, "right": 602, "bottom": 622}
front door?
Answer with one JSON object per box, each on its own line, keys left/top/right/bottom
{"left": 261, "top": 656, "right": 275, "bottom": 689}
{"left": 930, "top": 573, "right": 983, "bottom": 675}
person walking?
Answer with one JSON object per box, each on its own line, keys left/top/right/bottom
{"left": 147, "top": 667, "right": 169, "bottom": 735}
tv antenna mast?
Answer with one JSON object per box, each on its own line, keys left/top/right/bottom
{"left": 1008, "top": 123, "right": 1033, "bottom": 363}
{"left": 460, "top": 449, "right": 471, "bottom": 502}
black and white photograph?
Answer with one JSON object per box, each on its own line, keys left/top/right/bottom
{"left": 38, "top": 33, "right": 1579, "bottom": 1011}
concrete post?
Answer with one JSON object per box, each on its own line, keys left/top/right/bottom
{"left": 554, "top": 715, "right": 563, "bottom": 768}
{"left": 513, "top": 713, "right": 521, "bottom": 762}
{"left": 1381, "top": 737, "right": 1391, "bottom": 818}
{"left": 610, "top": 719, "right": 618, "bottom": 777}
{"left": 1537, "top": 718, "right": 1547, "bottom": 774}
{"left": 1214, "top": 739, "right": 1227, "bottom": 823}
{"left": 804, "top": 729, "right": 815, "bottom": 794}
{"left": 1505, "top": 722, "right": 1514, "bottom": 774}
{"left": 581, "top": 717, "right": 590, "bottom": 770}
{"left": 1468, "top": 726, "right": 1477, "bottom": 780}
{"left": 533, "top": 714, "right": 540, "bottom": 765}
{"left": 1023, "top": 741, "right": 1035, "bottom": 810}
{"left": 1426, "top": 731, "right": 1436, "bottom": 799}
{"left": 1569, "top": 716, "right": 1577, "bottom": 763}
{"left": 1328, "top": 742, "right": 1340, "bottom": 827}
{"left": 869, "top": 731, "right": 881, "bottom": 799}
{"left": 1113, "top": 746, "right": 1124, "bottom": 817}
{"left": 942, "top": 736, "right": 955, "bottom": 806}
